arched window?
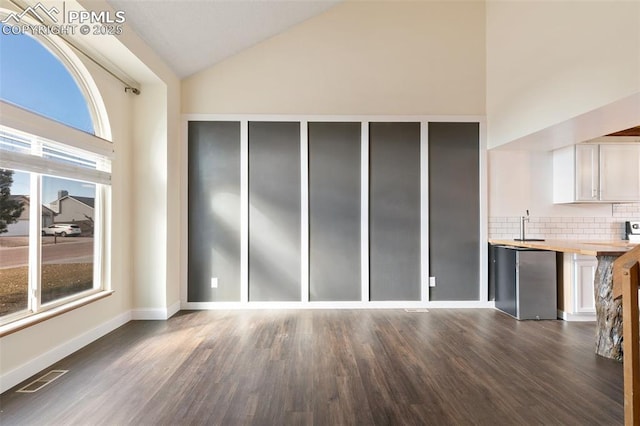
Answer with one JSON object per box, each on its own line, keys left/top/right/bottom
{"left": 0, "top": 21, "right": 112, "bottom": 329}
{"left": 0, "top": 24, "right": 94, "bottom": 134}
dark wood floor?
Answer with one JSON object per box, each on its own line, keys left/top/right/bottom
{"left": 0, "top": 309, "right": 624, "bottom": 425}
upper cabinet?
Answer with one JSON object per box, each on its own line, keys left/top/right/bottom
{"left": 553, "top": 142, "right": 640, "bottom": 203}
{"left": 574, "top": 144, "right": 599, "bottom": 201}
{"left": 599, "top": 144, "right": 640, "bottom": 201}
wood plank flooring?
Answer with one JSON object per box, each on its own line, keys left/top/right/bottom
{"left": 0, "top": 309, "right": 624, "bottom": 425}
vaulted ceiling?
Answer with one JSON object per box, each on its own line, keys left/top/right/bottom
{"left": 105, "top": 1, "right": 638, "bottom": 139}
{"left": 107, "top": 0, "right": 341, "bottom": 78}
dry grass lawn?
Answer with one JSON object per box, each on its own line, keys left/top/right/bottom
{"left": 0, "top": 264, "right": 93, "bottom": 316}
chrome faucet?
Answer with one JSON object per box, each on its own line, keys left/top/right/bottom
{"left": 520, "top": 210, "right": 529, "bottom": 241}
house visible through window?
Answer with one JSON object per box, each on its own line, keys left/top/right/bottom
{"left": 0, "top": 23, "right": 111, "bottom": 326}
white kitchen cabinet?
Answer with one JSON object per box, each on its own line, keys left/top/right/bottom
{"left": 561, "top": 253, "right": 597, "bottom": 321}
{"left": 574, "top": 144, "right": 599, "bottom": 201}
{"left": 573, "top": 255, "right": 597, "bottom": 314}
{"left": 599, "top": 144, "right": 640, "bottom": 201}
{"left": 553, "top": 142, "right": 640, "bottom": 203}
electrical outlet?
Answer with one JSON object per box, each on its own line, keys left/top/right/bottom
{"left": 211, "top": 277, "right": 218, "bottom": 288}
{"left": 429, "top": 276, "right": 436, "bottom": 287}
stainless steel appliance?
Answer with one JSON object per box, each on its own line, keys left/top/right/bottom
{"left": 493, "top": 246, "right": 557, "bottom": 320}
{"left": 625, "top": 221, "right": 640, "bottom": 242}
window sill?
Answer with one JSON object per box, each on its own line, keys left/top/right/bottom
{"left": 0, "top": 290, "right": 114, "bottom": 338}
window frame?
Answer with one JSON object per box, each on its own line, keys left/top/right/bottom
{"left": 0, "top": 120, "right": 112, "bottom": 330}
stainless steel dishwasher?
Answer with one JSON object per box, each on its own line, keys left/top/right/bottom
{"left": 493, "top": 246, "right": 557, "bottom": 320}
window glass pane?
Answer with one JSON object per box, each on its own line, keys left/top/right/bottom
{"left": 42, "top": 143, "right": 98, "bottom": 170}
{"left": 0, "top": 25, "right": 94, "bottom": 134}
{"left": 0, "top": 169, "right": 30, "bottom": 317}
{"left": 41, "top": 176, "right": 95, "bottom": 305}
{"left": 0, "top": 129, "right": 30, "bottom": 155}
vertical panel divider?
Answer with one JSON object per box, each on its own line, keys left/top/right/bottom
{"left": 478, "top": 120, "right": 488, "bottom": 302}
{"left": 29, "top": 138, "right": 43, "bottom": 312}
{"left": 421, "top": 122, "right": 429, "bottom": 302}
{"left": 301, "top": 121, "right": 310, "bottom": 302}
{"left": 94, "top": 183, "right": 104, "bottom": 292}
{"left": 240, "top": 120, "right": 249, "bottom": 303}
{"left": 361, "top": 122, "right": 370, "bottom": 302}
{"left": 29, "top": 172, "right": 42, "bottom": 312}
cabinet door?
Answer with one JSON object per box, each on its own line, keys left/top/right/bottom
{"left": 599, "top": 144, "right": 640, "bottom": 201}
{"left": 574, "top": 257, "right": 597, "bottom": 314}
{"left": 575, "top": 144, "right": 599, "bottom": 201}
{"left": 495, "top": 246, "right": 517, "bottom": 317}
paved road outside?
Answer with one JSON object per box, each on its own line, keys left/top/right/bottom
{"left": 0, "top": 237, "right": 93, "bottom": 269}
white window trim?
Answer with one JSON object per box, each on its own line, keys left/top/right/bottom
{"left": 0, "top": 101, "right": 113, "bottom": 158}
{"left": 0, "top": 149, "right": 111, "bottom": 185}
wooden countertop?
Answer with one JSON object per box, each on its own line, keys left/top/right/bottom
{"left": 488, "top": 239, "right": 637, "bottom": 256}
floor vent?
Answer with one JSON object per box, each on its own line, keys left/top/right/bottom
{"left": 17, "top": 370, "right": 68, "bottom": 393}
{"left": 404, "top": 308, "right": 429, "bottom": 313}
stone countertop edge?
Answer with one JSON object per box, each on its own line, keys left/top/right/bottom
{"left": 488, "top": 239, "right": 633, "bottom": 257}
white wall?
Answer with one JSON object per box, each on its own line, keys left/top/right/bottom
{"left": 165, "top": 81, "right": 181, "bottom": 311}
{"left": 486, "top": 0, "right": 640, "bottom": 149}
{"left": 486, "top": 1, "right": 640, "bottom": 238}
{"left": 103, "top": 2, "right": 182, "bottom": 316}
{"left": 487, "top": 149, "right": 640, "bottom": 241}
{"left": 182, "top": 1, "right": 486, "bottom": 115}
{"left": 489, "top": 149, "right": 612, "bottom": 218}
{"left": 129, "top": 79, "right": 181, "bottom": 315}
{"left": 131, "top": 83, "right": 168, "bottom": 313}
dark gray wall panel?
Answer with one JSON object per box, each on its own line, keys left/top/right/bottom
{"left": 188, "top": 121, "right": 241, "bottom": 302}
{"left": 249, "top": 121, "right": 301, "bottom": 301}
{"left": 428, "top": 122, "right": 479, "bottom": 301}
{"left": 308, "top": 122, "right": 361, "bottom": 301}
{"left": 369, "top": 122, "right": 421, "bottom": 301}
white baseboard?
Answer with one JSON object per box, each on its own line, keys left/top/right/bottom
{"left": 181, "top": 300, "right": 495, "bottom": 310}
{"left": 167, "top": 300, "right": 180, "bottom": 318}
{"left": 132, "top": 300, "right": 181, "bottom": 320}
{"left": 131, "top": 308, "right": 167, "bottom": 320}
{"left": 557, "top": 309, "right": 596, "bottom": 322}
{"left": 0, "top": 311, "right": 131, "bottom": 394}
{"left": 425, "top": 301, "right": 494, "bottom": 309}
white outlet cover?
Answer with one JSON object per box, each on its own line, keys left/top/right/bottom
{"left": 211, "top": 277, "right": 218, "bottom": 288}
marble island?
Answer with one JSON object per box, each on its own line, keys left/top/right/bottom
{"left": 489, "top": 239, "right": 636, "bottom": 361}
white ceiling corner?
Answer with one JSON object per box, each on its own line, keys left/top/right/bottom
{"left": 106, "top": 0, "right": 342, "bottom": 78}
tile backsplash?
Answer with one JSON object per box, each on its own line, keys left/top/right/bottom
{"left": 489, "top": 203, "right": 640, "bottom": 241}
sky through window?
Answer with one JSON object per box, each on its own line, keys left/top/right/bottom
{"left": 1, "top": 24, "right": 97, "bottom": 199}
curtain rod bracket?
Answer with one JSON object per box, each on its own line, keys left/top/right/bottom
{"left": 125, "top": 87, "right": 141, "bottom": 95}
